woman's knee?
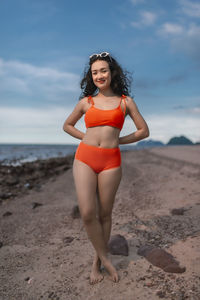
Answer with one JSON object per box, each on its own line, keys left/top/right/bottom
{"left": 81, "top": 208, "right": 96, "bottom": 224}
{"left": 99, "top": 211, "right": 112, "bottom": 223}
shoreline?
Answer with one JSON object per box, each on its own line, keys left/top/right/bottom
{"left": 1, "top": 144, "right": 200, "bottom": 202}
{"left": 1, "top": 143, "right": 198, "bottom": 167}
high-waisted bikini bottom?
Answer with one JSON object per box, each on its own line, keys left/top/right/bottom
{"left": 75, "top": 141, "right": 121, "bottom": 174}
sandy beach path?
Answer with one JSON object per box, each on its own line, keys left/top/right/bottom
{"left": 0, "top": 146, "right": 200, "bottom": 300}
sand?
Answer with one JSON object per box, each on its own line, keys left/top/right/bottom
{"left": 0, "top": 145, "right": 200, "bottom": 300}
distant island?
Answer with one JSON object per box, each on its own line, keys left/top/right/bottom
{"left": 136, "top": 139, "right": 164, "bottom": 148}
{"left": 167, "top": 135, "right": 194, "bottom": 145}
{"left": 134, "top": 135, "right": 200, "bottom": 148}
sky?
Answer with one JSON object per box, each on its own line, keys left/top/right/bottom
{"left": 0, "top": 0, "right": 200, "bottom": 145}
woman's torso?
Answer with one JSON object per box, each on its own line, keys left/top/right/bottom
{"left": 82, "top": 95, "right": 126, "bottom": 148}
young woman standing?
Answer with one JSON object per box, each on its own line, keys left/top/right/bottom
{"left": 63, "top": 52, "right": 149, "bottom": 284}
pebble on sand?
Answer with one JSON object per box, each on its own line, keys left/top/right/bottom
{"left": 63, "top": 236, "right": 74, "bottom": 245}
{"left": 170, "top": 207, "right": 186, "bottom": 215}
{"left": 108, "top": 234, "right": 129, "bottom": 256}
{"left": 32, "top": 202, "right": 43, "bottom": 209}
{"left": 3, "top": 211, "right": 13, "bottom": 217}
{"left": 138, "top": 246, "right": 186, "bottom": 273}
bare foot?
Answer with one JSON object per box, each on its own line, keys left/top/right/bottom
{"left": 101, "top": 257, "right": 119, "bottom": 283}
{"left": 90, "top": 256, "right": 104, "bottom": 285}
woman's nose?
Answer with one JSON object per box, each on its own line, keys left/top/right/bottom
{"left": 97, "top": 73, "right": 104, "bottom": 79}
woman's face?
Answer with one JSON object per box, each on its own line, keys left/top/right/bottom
{"left": 91, "top": 60, "right": 112, "bottom": 90}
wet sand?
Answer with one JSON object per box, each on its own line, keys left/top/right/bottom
{"left": 0, "top": 145, "right": 200, "bottom": 300}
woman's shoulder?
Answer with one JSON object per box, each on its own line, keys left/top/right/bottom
{"left": 123, "top": 96, "right": 139, "bottom": 114}
{"left": 79, "top": 96, "right": 89, "bottom": 104}
{"left": 78, "top": 96, "right": 92, "bottom": 106}
{"left": 77, "top": 96, "right": 91, "bottom": 112}
{"left": 124, "top": 95, "right": 135, "bottom": 104}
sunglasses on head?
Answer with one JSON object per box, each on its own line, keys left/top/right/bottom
{"left": 89, "top": 52, "right": 112, "bottom": 61}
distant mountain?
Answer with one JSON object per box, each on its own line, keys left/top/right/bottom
{"left": 167, "top": 135, "right": 193, "bottom": 145}
{"left": 136, "top": 139, "right": 164, "bottom": 148}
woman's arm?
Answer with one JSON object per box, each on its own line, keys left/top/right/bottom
{"left": 119, "top": 97, "right": 149, "bottom": 145}
{"left": 63, "top": 98, "right": 86, "bottom": 140}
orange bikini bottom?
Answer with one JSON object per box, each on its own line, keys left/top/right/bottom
{"left": 75, "top": 142, "right": 121, "bottom": 174}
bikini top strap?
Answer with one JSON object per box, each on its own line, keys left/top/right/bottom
{"left": 121, "top": 94, "right": 127, "bottom": 115}
{"left": 88, "top": 95, "right": 94, "bottom": 105}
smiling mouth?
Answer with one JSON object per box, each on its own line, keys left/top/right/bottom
{"left": 97, "top": 80, "right": 105, "bottom": 83}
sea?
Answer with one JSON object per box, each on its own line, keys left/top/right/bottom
{"left": 0, "top": 144, "right": 78, "bottom": 166}
{"left": 0, "top": 143, "right": 138, "bottom": 166}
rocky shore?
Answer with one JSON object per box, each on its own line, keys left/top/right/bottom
{"left": 0, "top": 146, "right": 200, "bottom": 300}
{"left": 0, "top": 155, "right": 74, "bottom": 202}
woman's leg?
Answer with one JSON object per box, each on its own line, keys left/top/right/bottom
{"left": 94, "top": 166, "right": 122, "bottom": 282}
{"left": 73, "top": 159, "right": 107, "bottom": 284}
{"left": 98, "top": 166, "right": 122, "bottom": 245}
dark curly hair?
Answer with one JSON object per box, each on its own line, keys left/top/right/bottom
{"left": 79, "top": 53, "right": 132, "bottom": 99}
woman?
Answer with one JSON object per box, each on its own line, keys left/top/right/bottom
{"left": 63, "top": 52, "right": 149, "bottom": 284}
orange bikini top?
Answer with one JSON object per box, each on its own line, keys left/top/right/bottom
{"left": 84, "top": 95, "right": 126, "bottom": 131}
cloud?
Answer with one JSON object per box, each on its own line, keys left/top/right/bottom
{"left": 158, "top": 23, "right": 184, "bottom": 35}
{"left": 169, "top": 23, "right": 200, "bottom": 62}
{"left": 179, "top": 0, "right": 200, "bottom": 18}
{"left": 119, "top": 109, "right": 200, "bottom": 144}
{"left": 0, "top": 106, "right": 84, "bottom": 144}
{"left": 131, "top": 11, "right": 157, "bottom": 28}
{"left": 145, "top": 113, "right": 200, "bottom": 143}
{"left": 0, "top": 58, "right": 80, "bottom": 105}
{"left": 157, "top": 23, "right": 200, "bottom": 63}
{"left": 173, "top": 104, "right": 200, "bottom": 114}
{"left": 189, "top": 106, "right": 200, "bottom": 114}
{"left": 0, "top": 106, "right": 199, "bottom": 144}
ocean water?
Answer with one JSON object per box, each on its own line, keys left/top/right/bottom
{"left": 0, "top": 143, "right": 143, "bottom": 167}
{"left": 0, "top": 144, "right": 78, "bottom": 166}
